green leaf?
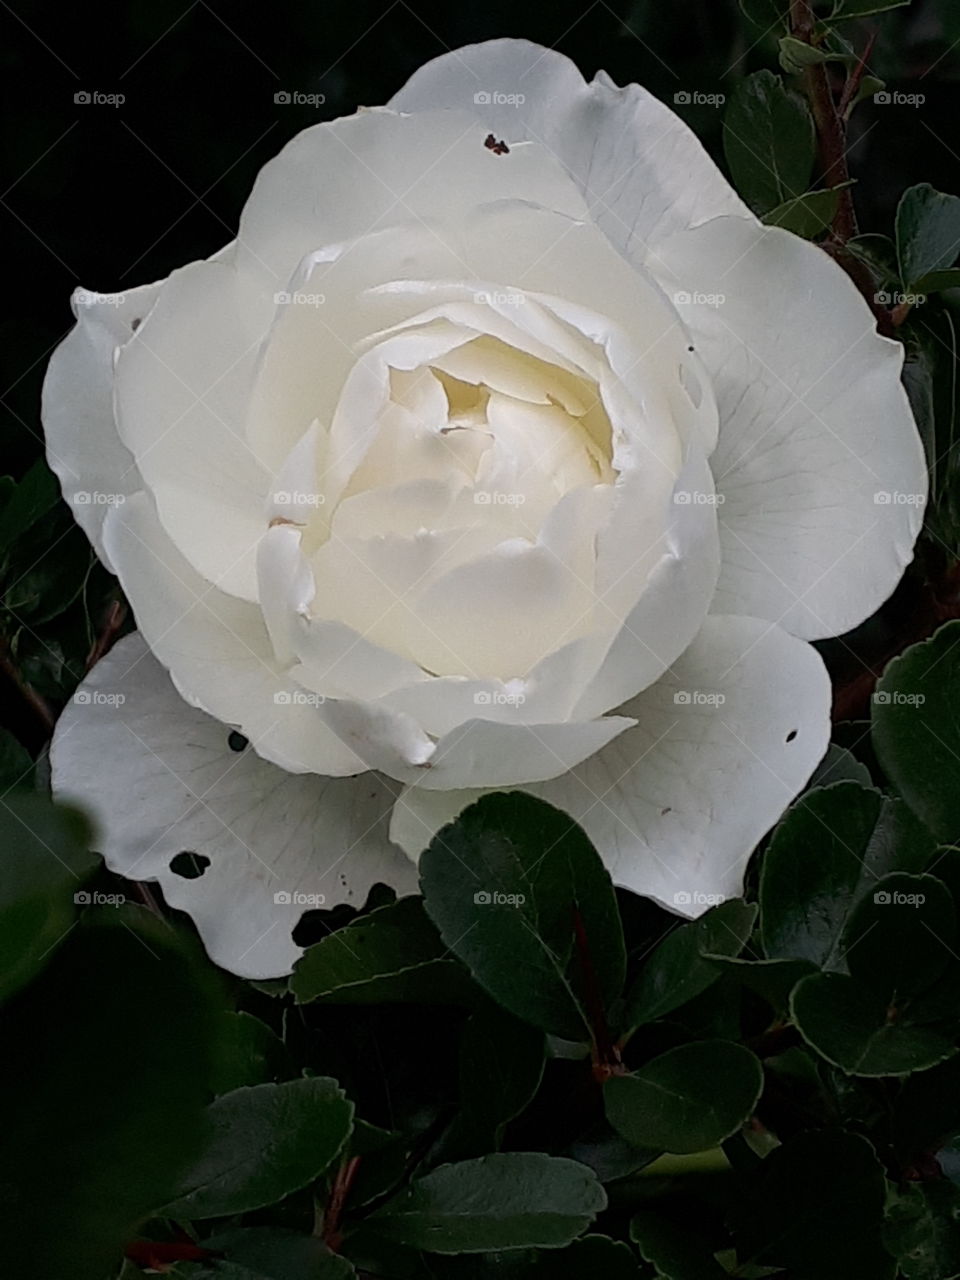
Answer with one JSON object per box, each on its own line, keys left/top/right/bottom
{"left": 200, "top": 1228, "right": 356, "bottom": 1280}
{"left": 441, "top": 1004, "right": 545, "bottom": 1160}
{"left": 915, "top": 267, "right": 960, "bottom": 294}
{"left": 791, "top": 971, "right": 957, "bottom": 1075}
{"left": 847, "top": 233, "right": 900, "bottom": 287}
{"left": 778, "top": 35, "right": 834, "bottom": 72}
{"left": 763, "top": 186, "right": 846, "bottom": 238}
{"left": 631, "top": 1209, "right": 729, "bottom": 1280}
{"left": 368, "top": 1153, "right": 606, "bottom": 1253}
{"left": 760, "top": 782, "right": 935, "bottom": 968}
{"left": 893, "top": 1056, "right": 960, "bottom": 1162}
{"left": 0, "top": 727, "right": 33, "bottom": 791}
{"left": 706, "top": 955, "right": 815, "bottom": 1012}
{"left": 883, "top": 1182, "right": 960, "bottom": 1280}
{"left": 723, "top": 70, "right": 816, "bottom": 213}
{"left": 0, "top": 908, "right": 219, "bottom": 1280}
{"left": 873, "top": 622, "right": 960, "bottom": 841}
{"left": 728, "top": 1131, "right": 895, "bottom": 1280}
{"left": 161, "top": 1078, "right": 354, "bottom": 1219}
{"left": 604, "top": 1040, "right": 763, "bottom": 1154}
{"left": 897, "top": 183, "right": 960, "bottom": 291}
{"left": 0, "top": 791, "right": 96, "bottom": 1002}
{"left": 210, "top": 1011, "right": 288, "bottom": 1094}
{"left": 809, "top": 743, "right": 873, "bottom": 789}
{"left": 843, "top": 871, "right": 955, "bottom": 998}
{"left": 419, "top": 793, "right": 625, "bottom": 1040}
{"left": 291, "top": 897, "right": 475, "bottom": 1007}
{"left": 620, "top": 899, "right": 757, "bottom": 1034}
{"left": 0, "top": 457, "right": 60, "bottom": 553}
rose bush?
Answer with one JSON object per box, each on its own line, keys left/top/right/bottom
{"left": 43, "top": 39, "right": 925, "bottom": 978}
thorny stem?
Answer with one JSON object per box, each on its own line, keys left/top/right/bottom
{"left": 789, "top": 0, "right": 889, "bottom": 327}
{"left": 321, "top": 1155, "right": 362, "bottom": 1251}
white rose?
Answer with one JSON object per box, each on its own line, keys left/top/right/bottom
{"left": 44, "top": 40, "right": 925, "bottom": 978}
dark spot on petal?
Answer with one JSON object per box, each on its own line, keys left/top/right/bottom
{"left": 228, "top": 730, "right": 248, "bottom": 752}
{"left": 661, "top": 806, "right": 672, "bottom": 815}
{"left": 170, "top": 851, "right": 210, "bottom": 879}
{"left": 131, "top": 317, "right": 141, "bottom": 331}
{"left": 687, "top": 344, "right": 695, "bottom": 352}
{"left": 785, "top": 729, "right": 798, "bottom": 743}
{"left": 483, "top": 132, "right": 510, "bottom": 155}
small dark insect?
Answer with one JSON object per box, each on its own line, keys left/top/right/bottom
{"left": 484, "top": 132, "right": 510, "bottom": 156}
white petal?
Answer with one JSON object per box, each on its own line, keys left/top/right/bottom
{"left": 41, "top": 279, "right": 165, "bottom": 570}
{"left": 51, "top": 634, "right": 415, "bottom": 979}
{"left": 236, "top": 106, "right": 588, "bottom": 291}
{"left": 113, "top": 255, "right": 270, "bottom": 600}
{"left": 392, "top": 616, "right": 830, "bottom": 912}
{"left": 102, "top": 492, "right": 365, "bottom": 777}
{"left": 653, "top": 217, "right": 926, "bottom": 639}
{"left": 574, "top": 449, "right": 721, "bottom": 718}
{"left": 389, "top": 39, "right": 753, "bottom": 265}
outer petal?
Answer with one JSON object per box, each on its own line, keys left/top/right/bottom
{"left": 102, "top": 491, "right": 366, "bottom": 777}
{"left": 41, "top": 279, "right": 165, "bottom": 570}
{"left": 50, "top": 634, "right": 415, "bottom": 978}
{"left": 653, "top": 216, "right": 927, "bottom": 639}
{"left": 389, "top": 38, "right": 753, "bottom": 266}
{"left": 391, "top": 615, "right": 830, "bottom": 912}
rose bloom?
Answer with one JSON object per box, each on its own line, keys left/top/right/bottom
{"left": 44, "top": 40, "right": 925, "bottom": 977}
